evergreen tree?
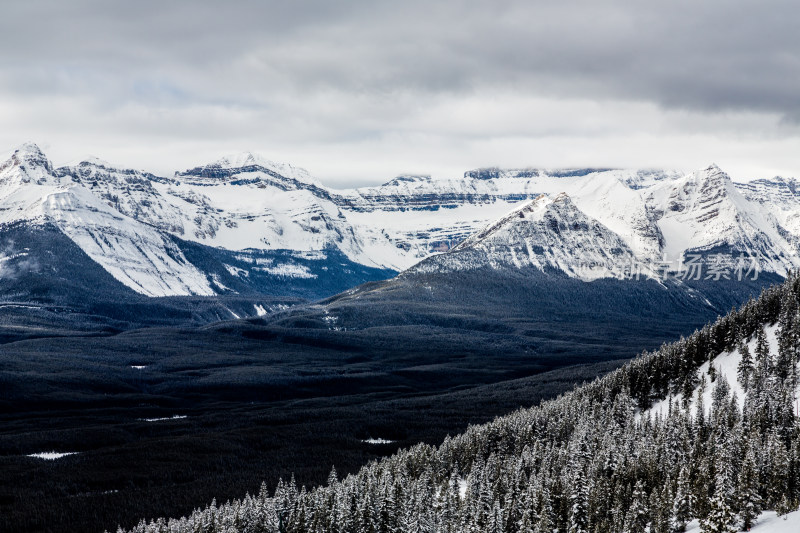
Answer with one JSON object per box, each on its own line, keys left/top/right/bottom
{"left": 776, "top": 494, "right": 796, "bottom": 517}
{"left": 533, "top": 486, "right": 556, "bottom": 533}
{"left": 764, "top": 430, "right": 791, "bottom": 507}
{"left": 737, "top": 343, "right": 753, "bottom": 391}
{"left": 650, "top": 480, "right": 673, "bottom": 533}
{"left": 624, "top": 480, "right": 649, "bottom": 533}
{"left": 567, "top": 467, "right": 589, "bottom": 533}
{"left": 753, "top": 327, "right": 771, "bottom": 389}
{"left": 672, "top": 465, "right": 695, "bottom": 533}
{"left": 736, "top": 442, "right": 762, "bottom": 532}
{"left": 701, "top": 451, "right": 737, "bottom": 533}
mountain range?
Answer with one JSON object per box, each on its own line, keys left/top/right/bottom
{"left": 2, "top": 143, "right": 800, "bottom": 304}
{"left": 2, "top": 141, "right": 800, "bottom": 346}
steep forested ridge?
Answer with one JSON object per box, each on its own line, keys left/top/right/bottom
{"left": 118, "top": 276, "right": 800, "bottom": 533}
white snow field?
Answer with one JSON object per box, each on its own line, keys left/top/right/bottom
{"left": 26, "top": 451, "right": 78, "bottom": 460}
{"left": 138, "top": 415, "right": 188, "bottom": 423}
{"left": 685, "top": 509, "right": 800, "bottom": 532}
{"left": 361, "top": 438, "right": 395, "bottom": 445}
{"left": 645, "top": 323, "right": 800, "bottom": 421}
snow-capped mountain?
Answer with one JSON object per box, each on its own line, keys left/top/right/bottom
{"left": 738, "top": 176, "right": 800, "bottom": 245}
{"left": 1, "top": 144, "right": 213, "bottom": 297}
{"left": 3, "top": 143, "right": 800, "bottom": 303}
{"left": 408, "top": 193, "right": 642, "bottom": 281}
{"left": 0, "top": 145, "right": 395, "bottom": 304}
{"left": 341, "top": 165, "right": 800, "bottom": 279}
{"left": 643, "top": 164, "right": 797, "bottom": 273}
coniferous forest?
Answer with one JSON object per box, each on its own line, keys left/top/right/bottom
{"left": 117, "top": 276, "right": 800, "bottom": 532}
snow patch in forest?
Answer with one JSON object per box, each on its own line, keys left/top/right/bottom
{"left": 643, "top": 323, "right": 800, "bottom": 421}
{"left": 224, "top": 263, "right": 248, "bottom": 277}
{"left": 27, "top": 451, "right": 78, "bottom": 460}
{"left": 254, "top": 304, "right": 268, "bottom": 316}
{"left": 257, "top": 263, "right": 316, "bottom": 279}
{"left": 458, "top": 479, "right": 468, "bottom": 499}
{"left": 361, "top": 438, "right": 394, "bottom": 445}
{"left": 685, "top": 510, "right": 800, "bottom": 532}
{"left": 139, "top": 415, "right": 188, "bottom": 422}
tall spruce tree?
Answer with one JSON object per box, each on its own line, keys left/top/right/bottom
{"left": 700, "top": 479, "right": 736, "bottom": 532}
{"left": 737, "top": 343, "right": 754, "bottom": 391}
{"left": 736, "top": 441, "right": 762, "bottom": 532}
{"left": 672, "top": 465, "right": 695, "bottom": 533}
{"left": 624, "top": 480, "right": 649, "bottom": 533}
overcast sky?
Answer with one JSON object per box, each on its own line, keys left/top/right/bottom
{"left": 1, "top": 0, "right": 798, "bottom": 186}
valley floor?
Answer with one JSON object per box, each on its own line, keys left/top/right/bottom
{"left": 0, "top": 325, "right": 626, "bottom": 533}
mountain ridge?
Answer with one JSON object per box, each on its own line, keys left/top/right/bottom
{"left": 3, "top": 143, "right": 800, "bottom": 305}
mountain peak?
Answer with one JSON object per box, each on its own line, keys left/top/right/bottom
{"left": 697, "top": 164, "right": 739, "bottom": 193}
{"left": 15, "top": 142, "right": 45, "bottom": 156}
{"left": 454, "top": 191, "right": 589, "bottom": 252}
{"left": 177, "top": 151, "right": 321, "bottom": 187}
{"left": 381, "top": 174, "right": 432, "bottom": 187}
{"left": 11, "top": 142, "right": 52, "bottom": 170}
{"left": 455, "top": 194, "right": 552, "bottom": 248}
{"left": 0, "top": 142, "right": 54, "bottom": 179}
{"left": 208, "top": 151, "right": 273, "bottom": 170}
{"left": 75, "top": 155, "right": 113, "bottom": 168}
{"left": 414, "top": 191, "right": 639, "bottom": 280}
{"left": 552, "top": 191, "right": 571, "bottom": 203}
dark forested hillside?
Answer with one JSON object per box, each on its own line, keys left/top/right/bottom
{"left": 119, "top": 275, "right": 800, "bottom": 533}
{"left": 2, "top": 268, "right": 778, "bottom": 533}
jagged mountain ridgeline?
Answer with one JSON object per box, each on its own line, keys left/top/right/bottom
{"left": 120, "top": 272, "right": 800, "bottom": 533}
{"left": 2, "top": 143, "right": 800, "bottom": 332}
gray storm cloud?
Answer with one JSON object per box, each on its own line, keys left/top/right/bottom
{"left": 1, "top": 0, "right": 798, "bottom": 184}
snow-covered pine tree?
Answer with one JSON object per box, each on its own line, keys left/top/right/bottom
{"left": 753, "top": 327, "right": 771, "bottom": 390}
{"left": 623, "top": 480, "right": 649, "bottom": 533}
{"left": 567, "top": 467, "right": 589, "bottom": 533}
{"left": 737, "top": 343, "right": 753, "bottom": 392}
{"left": 649, "top": 478, "right": 673, "bottom": 533}
{"left": 736, "top": 438, "right": 762, "bottom": 532}
{"left": 700, "top": 441, "right": 737, "bottom": 533}
{"left": 672, "top": 464, "right": 695, "bottom": 532}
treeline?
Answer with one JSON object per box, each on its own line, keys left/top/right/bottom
{"left": 118, "top": 275, "right": 800, "bottom": 533}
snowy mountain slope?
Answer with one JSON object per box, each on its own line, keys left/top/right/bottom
{"left": 56, "top": 160, "right": 195, "bottom": 236}
{"left": 0, "top": 147, "right": 394, "bottom": 301}
{"left": 337, "top": 168, "right": 680, "bottom": 264}
{"left": 150, "top": 154, "right": 408, "bottom": 270}
{"left": 644, "top": 323, "right": 794, "bottom": 420}
{"left": 0, "top": 144, "right": 66, "bottom": 224}
{"left": 0, "top": 147, "right": 214, "bottom": 297}
{"left": 41, "top": 186, "right": 214, "bottom": 297}
{"left": 688, "top": 510, "right": 800, "bottom": 533}
{"left": 644, "top": 164, "right": 798, "bottom": 274}
{"left": 686, "top": 510, "right": 800, "bottom": 533}
{"left": 408, "top": 193, "right": 644, "bottom": 280}
{"left": 59, "top": 155, "right": 397, "bottom": 268}
{"left": 339, "top": 165, "right": 800, "bottom": 274}
{"left": 738, "top": 176, "right": 800, "bottom": 245}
